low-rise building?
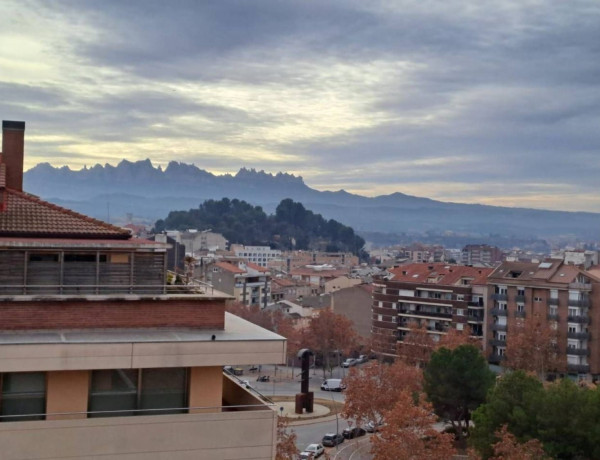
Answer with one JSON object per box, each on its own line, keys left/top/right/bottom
{"left": 210, "top": 260, "right": 271, "bottom": 307}
{"left": 232, "top": 245, "right": 282, "bottom": 267}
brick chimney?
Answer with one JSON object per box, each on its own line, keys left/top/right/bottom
{"left": 1, "top": 120, "right": 26, "bottom": 191}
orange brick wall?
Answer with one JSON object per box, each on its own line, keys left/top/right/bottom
{"left": 0, "top": 298, "right": 225, "bottom": 330}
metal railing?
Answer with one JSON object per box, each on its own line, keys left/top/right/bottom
{"left": 566, "top": 348, "right": 590, "bottom": 356}
{"left": 567, "top": 363, "right": 590, "bottom": 373}
{"left": 492, "top": 293, "right": 508, "bottom": 301}
{"left": 548, "top": 298, "right": 559, "bottom": 306}
{"left": 490, "top": 308, "right": 508, "bottom": 317}
{"left": 515, "top": 311, "right": 526, "bottom": 318}
{"left": 488, "top": 353, "right": 505, "bottom": 364}
{"left": 568, "top": 298, "right": 591, "bottom": 308}
{"left": 489, "top": 338, "right": 507, "bottom": 347}
{"left": 0, "top": 280, "right": 217, "bottom": 297}
{"left": 515, "top": 295, "right": 526, "bottom": 302}
{"left": 491, "top": 323, "right": 507, "bottom": 332}
{"left": 567, "top": 315, "right": 590, "bottom": 324}
{"left": 547, "top": 313, "right": 559, "bottom": 321}
{"left": 567, "top": 331, "right": 591, "bottom": 340}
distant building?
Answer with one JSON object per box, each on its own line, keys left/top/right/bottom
{"left": 487, "top": 259, "right": 600, "bottom": 378}
{"left": 324, "top": 275, "right": 362, "bottom": 294}
{"left": 210, "top": 261, "right": 271, "bottom": 307}
{"left": 270, "top": 277, "right": 313, "bottom": 302}
{"left": 151, "top": 233, "right": 185, "bottom": 271}
{"left": 290, "top": 265, "right": 351, "bottom": 293}
{"left": 331, "top": 284, "right": 373, "bottom": 339}
{"left": 232, "top": 245, "right": 281, "bottom": 267}
{"left": 461, "top": 244, "right": 504, "bottom": 266}
{"left": 268, "top": 250, "right": 358, "bottom": 272}
{"left": 551, "top": 249, "right": 599, "bottom": 270}
{"left": 372, "top": 263, "right": 493, "bottom": 357}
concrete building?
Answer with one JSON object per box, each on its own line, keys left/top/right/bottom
{"left": 324, "top": 275, "right": 362, "bottom": 294}
{"left": 268, "top": 250, "right": 358, "bottom": 272}
{"left": 232, "top": 245, "right": 282, "bottom": 268}
{"left": 486, "top": 260, "right": 600, "bottom": 378}
{"left": 210, "top": 260, "right": 271, "bottom": 308}
{"left": 290, "top": 265, "right": 351, "bottom": 294}
{"left": 461, "top": 244, "right": 504, "bottom": 266}
{"left": 0, "top": 121, "right": 285, "bottom": 459}
{"left": 331, "top": 284, "right": 373, "bottom": 339}
{"left": 180, "top": 229, "right": 228, "bottom": 253}
{"left": 270, "top": 277, "right": 313, "bottom": 303}
{"left": 371, "top": 263, "right": 492, "bottom": 357}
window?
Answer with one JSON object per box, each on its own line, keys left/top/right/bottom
{"left": 534, "top": 297, "right": 542, "bottom": 302}
{"left": 517, "top": 304, "right": 525, "bottom": 312}
{"left": 517, "top": 288, "right": 525, "bottom": 296}
{"left": 377, "top": 315, "right": 383, "bottom": 322}
{"left": 456, "top": 323, "right": 464, "bottom": 331}
{"left": 456, "top": 294, "right": 464, "bottom": 301}
{"left": 456, "top": 308, "right": 464, "bottom": 316}
{"left": 89, "top": 368, "right": 187, "bottom": 418}
{"left": 28, "top": 253, "right": 59, "bottom": 262}
{"left": 0, "top": 372, "right": 46, "bottom": 421}
{"left": 64, "top": 253, "right": 96, "bottom": 263}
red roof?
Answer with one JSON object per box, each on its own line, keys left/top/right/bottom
{"left": 0, "top": 188, "right": 130, "bottom": 239}
{"left": 388, "top": 263, "right": 493, "bottom": 286}
{"left": 245, "top": 261, "right": 269, "bottom": 273}
{"left": 215, "top": 261, "right": 245, "bottom": 274}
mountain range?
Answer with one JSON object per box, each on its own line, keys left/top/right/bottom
{"left": 23, "top": 160, "right": 600, "bottom": 241}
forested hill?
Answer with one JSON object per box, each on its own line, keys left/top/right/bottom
{"left": 154, "top": 198, "right": 366, "bottom": 256}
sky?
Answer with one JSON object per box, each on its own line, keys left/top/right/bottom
{"left": 1, "top": 0, "right": 599, "bottom": 212}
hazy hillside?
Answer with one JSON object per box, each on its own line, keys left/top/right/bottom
{"left": 24, "top": 160, "right": 600, "bottom": 240}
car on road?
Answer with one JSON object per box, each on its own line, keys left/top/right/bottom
{"left": 320, "top": 378, "right": 346, "bottom": 392}
{"left": 341, "top": 358, "right": 357, "bottom": 368}
{"left": 342, "top": 426, "right": 366, "bottom": 439}
{"left": 357, "top": 354, "right": 368, "bottom": 363}
{"left": 321, "top": 432, "right": 345, "bottom": 447}
{"left": 366, "top": 420, "right": 383, "bottom": 433}
{"left": 299, "top": 443, "right": 324, "bottom": 458}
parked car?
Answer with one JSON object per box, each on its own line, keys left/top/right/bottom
{"left": 299, "top": 443, "right": 324, "bottom": 458}
{"left": 341, "top": 358, "right": 357, "bottom": 368}
{"left": 320, "top": 378, "right": 346, "bottom": 392}
{"left": 366, "top": 420, "right": 383, "bottom": 433}
{"left": 322, "top": 433, "right": 344, "bottom": 447}
{"left": 342, "top": 426, "right": 366, "bottom": 439}
{"left": 357, "top": 354, "right": 368, "bottom": 363}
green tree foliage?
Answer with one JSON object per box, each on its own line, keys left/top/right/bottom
{"left": 471, "top": 373, "right": 600, "bottom": 460}
{"left": 424, "top": 345, "right": 495, "bottom": 445}
{"left": 153, "top": 197, "right": 366, "bottom": 256}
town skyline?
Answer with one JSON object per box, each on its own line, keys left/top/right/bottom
{"left": 2, "top": 1, "right": 600, "bottom": 212}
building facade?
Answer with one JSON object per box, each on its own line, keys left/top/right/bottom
{"left": 232, "top": 245, "right": 282, "bottom": 267}
{"left": 371, "top": 263, "right": 492, "bottom": 357}
{"left": 486, "top": 260, "right": 600, "bottom": 378}
{"left": 210, "top": 260, "right": 271, "bottom": 308}
{"left": 461, "top": 244, "right": 504, "bottom": 266}
{"left": 0, "top": 121, "right": 285, "bottom": 459}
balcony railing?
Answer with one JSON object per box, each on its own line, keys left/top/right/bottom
{"left": 567, "top": 315, "right": 590, "bottom": 324}
{"left": 488, "top": 353, "right": 506, "bottom": 364}
{"left": 547, "top": 313, "right": 559, "bottom": 321}
{"left": 567, "top": 331, "right": 591, "bottom": 340}
{"left": 398, "top": 310, "right": 453, "bottom": 319}
{"left": 492, "top": 293, "right": 508, "bottom": 301}
{"left": 515, "top": 311, "right": 526, "bottom": 318}
{"left": 489, "top": 338, "right": 507, "bottom": 347}
{"left": 491, "top": 324, "right": 507, "bottom": 332}
{"left": 515, "top": 294, "right": 527, "bottom": 302}
{"left": 567, "top": 363, "right": 590, "bottom": 373}
{"left": 0, "top": 282, "right": 219, "bottom": 297}
{"left": 566, "top": 348, "right": 590, "bottom": 356}
{"left": 491, "top": 308, "right": 508, "bottom": 317}
{"left": 569, "top": 298, "right": 591, "bottom": 308}
{"left": 548, "top": 298, "right": 559, "bottom": 306}
{"left": 569, "top": 282, "right": 592, "bottom": 291}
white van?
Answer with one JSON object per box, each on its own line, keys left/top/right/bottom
{"left": 321, "top": 378, "right": 346, "bottom": 392}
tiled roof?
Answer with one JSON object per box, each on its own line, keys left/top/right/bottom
{"left": 245, "top": 262, "right": 269, "bottom": 273}
{"left": 0, "top": 188, "right": 130, "bottom": 239}
{"left": 388, "top": 263, "right": 493, "bottom": 286}
{"left": 215, "top": 261, "right": 245, "bottom": 274}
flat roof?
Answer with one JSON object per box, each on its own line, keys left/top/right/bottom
{"left": 0, "top": 313, "right": 284, "bottom": 345}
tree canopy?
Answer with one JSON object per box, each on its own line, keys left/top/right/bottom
{"left": 154, "top": 197, "right": 366, "bottom": 256}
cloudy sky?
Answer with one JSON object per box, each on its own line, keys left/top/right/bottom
{"left": 1, "top": 0, "right": 599, "bottom": 211}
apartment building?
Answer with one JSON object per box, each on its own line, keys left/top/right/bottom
{"left": 372, "top": 263, "right": 492, "bottom": 357}
{"left": 461, "top": 244, "right": 504, "bottom": 266}
{"left": 232, "top": 245, "right": 282, "bottom": 267}
{"left": 0, "top": 121, "right": 285, "bottom": 459}
{"left": 487, "top": 260, "right": 600, "bottom": 378}
{"left": 210, "top": 260, "right": 271, "bottom": 308}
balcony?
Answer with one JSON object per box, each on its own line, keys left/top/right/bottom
{"left": 569, "top": 282, "right": 592, "bottom": 291}
{"left": 492, "top": 293, "right": 508, "bottom": 301}
{"left": 567, "top": 363, "right": 590, "bottom": 373}
{"left": 569, "top": 298, "right": 591, "bottom": 308}
{"left": 515, "top": 295, "right": 527, "bottom": 303}
{"left": 491, "top": 323, "right": 507, "bottom": 332}
{"left": 491, "top": 308, "right": 508, "bottom": 317}
{"left": 547, "top": 313, "right": 559, "bottom": 321}
{"left": 567, "top": 315, "right": 590, "bottom": 324}
{"left": 515, "top": 311, "right": 526, "bottom": 318}
{"left": 568, "top": 331, "right": 591, "bottom": 340}
{"left": 398, "top": 310, "right": 452, "bottom": 319}
{"left": 488, "top": 353, "right": 506, "bottom": 364}
{"left": 489, "top": 338, "right": 507, "bottom": 347}
{"left": 548, "top": 297, "right": 559, "bottom": 306}
{"left": 566, "top": 348, "right": 590, "bottom": 356}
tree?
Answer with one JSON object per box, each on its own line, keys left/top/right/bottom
{"left": 397, "top": 323, "right": 434, "bottom": 366}
{"left": 471, "top": 371, "right": 544, "bottom": 459}
{"left": 504, "top": 317, "right": 562, "bottom": 379}
{"left": 371, "top": 391, "right": 456, "bottom": 460}
{"left": 342, "top": 360, "right": 422, "bottom": 428}
{"left": 306, "top": 309, "right": 358, "bottom": 376}
{"left": 424, "top": 345, "right": 495, "bottom": 446}
{"left": 276, "top": 416, "right": 299, "bottom": 460}
{"left": 490, "top": 425, "right": 548, "bottom": 460}
{"left": 437, "top": 326, "right": 480, "bottom": 351}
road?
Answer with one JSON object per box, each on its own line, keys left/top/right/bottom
{"left": 238, "top": 363, "right": 374, "bottom": 459}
